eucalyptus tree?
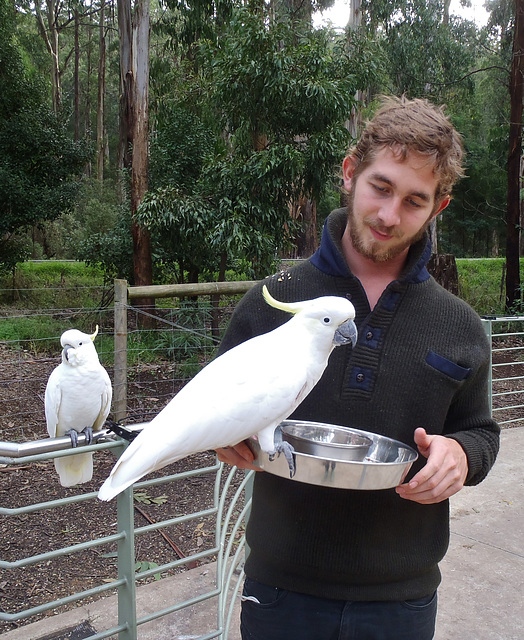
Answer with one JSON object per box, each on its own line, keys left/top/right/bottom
{"left": 361, "top": 0, "right": 477, "bottom": 102}
{"left": 505, "top": 0, "right": 524, "bottom": 310}
{"left": 117, "top": 0, "right": 153, "bottom": 301}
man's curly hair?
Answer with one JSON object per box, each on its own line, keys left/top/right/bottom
{"left": 349, "top": 95, "right": 465, "bottom": 202}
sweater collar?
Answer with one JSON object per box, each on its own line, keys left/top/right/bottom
{"left": 310, "top": 208, "right": 431, "bottom": 284}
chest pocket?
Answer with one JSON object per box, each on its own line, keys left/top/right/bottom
{"left": 426, "top": 350, "right": 471, "bottom": 381}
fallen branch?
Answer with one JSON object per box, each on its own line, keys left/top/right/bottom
{"left": 133, "top": 504, "right": 198, "bottom": 570}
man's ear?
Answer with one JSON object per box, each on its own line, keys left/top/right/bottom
{"left": 432, "top": 195, "right": 451, "bottom": 218}
{"left": 342, "top": 155, "right": 359, "bottom": 192}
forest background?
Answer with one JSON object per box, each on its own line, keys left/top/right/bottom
{"left": 0, "top": 0, "right": 521, "bottom": 307}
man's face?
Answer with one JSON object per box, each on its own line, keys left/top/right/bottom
{"left": 342, "top": 147, "right": 450, "bottom": 263}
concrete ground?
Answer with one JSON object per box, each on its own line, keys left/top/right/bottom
{"left": 3, "top": 427, "right": 522, "bottom": 640}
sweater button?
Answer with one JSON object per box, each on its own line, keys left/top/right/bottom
{"left": 366, "top": 331, "right": 373, "bottom": 341}
{"left": 356, "top": 373, "right": 365, "bottom": 383}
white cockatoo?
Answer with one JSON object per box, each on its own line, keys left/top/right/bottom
{"left": 45, "top": 326, "right": 112, "bottom": 487}
{"left": 98, "top": 285, "right": 357, "bottom": 501}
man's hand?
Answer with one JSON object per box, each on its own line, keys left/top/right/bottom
{"left": 395, "top": 427, "right": 468, "bottom": 504}
{"left": 216, "top": 441, "right": 262, "bottom": 471}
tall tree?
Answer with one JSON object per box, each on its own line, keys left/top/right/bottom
{"left": 117, "top": 0, "right": 153, "bottom": 302}
{"left": 97, "top": 0, "right": 107, "bottom": 181}
{"left": 33, "top": 0, "right": 65, "bottom": 111}
{"left": 506, "top": 0, "right": 524, "bottom": 310}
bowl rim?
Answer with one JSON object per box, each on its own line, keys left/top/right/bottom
{"left": 279, "top": 419, "right": 418, "bottom": 463}
{"left": 281, "top": 422, "right": 372, "bottom": 450}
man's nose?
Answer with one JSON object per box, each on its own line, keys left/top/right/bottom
{"left": 377, "top": 198, "right": 402, "bottom": 227}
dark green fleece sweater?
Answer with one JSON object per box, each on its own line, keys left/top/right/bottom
{"left": 218, "top": 209, "right": 500, "bottom": 602}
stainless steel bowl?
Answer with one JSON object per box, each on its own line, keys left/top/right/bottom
{"left": 249, "top": 420, "right": 418, "bottom": 490}
{"left": 281, "top": 422, "right": 372, "bottom": 462}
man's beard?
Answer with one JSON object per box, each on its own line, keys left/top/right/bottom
{"left": 346, "top": 190, "right": 432, "bottom": 263}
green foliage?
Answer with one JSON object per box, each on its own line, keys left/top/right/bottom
{"left": 437, "top": 4, "right": 510, "bottom": 258}
{"left": 0, "top": 107, "right": 90, "bottom": 228}
{"left": 134, "top": 491, "right": 168, "bottom": 505}
{"left": 149, "top": 105, "right": 215, "bottom": 192}
{"left": 0, "top": 314, "right": 113, "bottom": 360}
{"left": 0, "top": 0, "right": 90, "bottom": 270}
{"left": 0, "top": 0, "right": 41, "bottom": 115}
{"left": 76, "top": 199, "right": 134, "bottom": 282}
{"left": 363, "top": 0, "right": 477, "bottom": 100}
{"left": 134, "top": 560, "right": 162, "bottom": 581}
{"left": 141, "top": 11, "right": 374, "bottom": 281}
{"left": 0, "top": 260, "right": 107, "bottom": 308}
{"left": 155, "top": 303, "right": 214, "bottom": 358}
{"left": 0, "top": 0, "right": 513, "bottom": 273}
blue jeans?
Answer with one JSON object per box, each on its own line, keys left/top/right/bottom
{"left": 240, "top": 577, "right": 437, "bottom": 640}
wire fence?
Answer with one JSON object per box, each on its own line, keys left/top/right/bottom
{"left": 485, "top": 316, "right": 524, "bottom": 429}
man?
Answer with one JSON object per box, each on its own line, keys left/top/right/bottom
{"left": 216, "top": 96, "right": 500, "bottom": 640}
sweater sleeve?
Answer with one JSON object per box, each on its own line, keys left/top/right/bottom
{"left": 444, "top": 322, "right": 500, "bottom": 486}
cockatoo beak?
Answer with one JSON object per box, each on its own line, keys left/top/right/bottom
{"left": 334, "top": 319, "right": 358, "bottom": 347}
{"left": 90, "top": 325, "right": 99, "bottom": 342}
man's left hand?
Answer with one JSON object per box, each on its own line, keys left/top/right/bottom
{"left": 395, "top": 427, "right": 468, "bottom": 504}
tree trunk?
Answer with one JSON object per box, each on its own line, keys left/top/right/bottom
{"left": 506, "top": 0, "right": 524, "bottom": 311}
{"left": 117, "top": 0, "right": 132, "bottom": 174}
{"left": 74, "top": 9, "right": 80, "bottom": 140}
{"left": 289, "top": 197, "right": 318, "bottom": 258}
{"left": 117, "top": 0, "right": 153, "bottom": 314}
{"left": 34, "top": 0, "right": 61, "bottom": 112}
{"left": 427, "top": 254, "right": 459, "bottom": 296}
{"left": 130, "top": 0, "right": 152, "bottom": 296}
{"left": 47, "top": 0, "right": 61, "bottom": 112}
{"left": 97, "top": 0, "right": 107, "bottom": 182}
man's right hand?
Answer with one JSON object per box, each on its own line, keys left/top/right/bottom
{"left": 216, "top": 441, "right": 262, "bottom": 471}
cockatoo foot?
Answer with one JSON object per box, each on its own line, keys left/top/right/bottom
{"left": 268, "top": 441, "right": 296, "bottom": 478}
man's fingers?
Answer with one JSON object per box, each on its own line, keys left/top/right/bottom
{"left": 216, "top": 442, "right": 261, "bottom": 471}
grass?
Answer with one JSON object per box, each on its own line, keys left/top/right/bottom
{"left": 0, "top": 261, "right": 108, "bottom": 310}
{"left": 456, "top": 258, "right": 524, "bottom": 316}
{"left": 456, "top": 258, "right": 506, "bottom": 316}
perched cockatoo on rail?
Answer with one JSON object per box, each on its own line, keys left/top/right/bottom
{"left": 98, "top": 285, "right": 357, "bottom": 501}
{"left": 45, "top": 326, "right": 112, "bottom": 487}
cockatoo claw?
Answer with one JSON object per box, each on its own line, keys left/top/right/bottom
{"left": 269, "top": 441, "right": 296, "bottom": 478}
{"left": 67, "top": 429, "right": 79, "bottom": 448}
{"left": 82, "top": 427, "right": 94, "bottom": 445}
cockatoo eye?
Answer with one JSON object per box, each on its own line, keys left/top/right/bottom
{"left": 323, "top": 317, "right": 330, "bottom": 324}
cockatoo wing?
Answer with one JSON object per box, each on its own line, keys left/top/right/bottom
{"left": 92, "top": 368, "right": 113, "bottom": 431}
{"left": 44, "top": 366, "right": 63, "bottom": 439}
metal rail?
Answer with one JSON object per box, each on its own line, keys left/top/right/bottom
{"left": 0, "top": 425, "right": 250, "bottom": 639}
{"left": 482, "top": 317, "right": 524, "bottom": 428}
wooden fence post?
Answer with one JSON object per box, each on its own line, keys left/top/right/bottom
{"left": 114, "top": 279, "right": 128, "bottom": 421}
